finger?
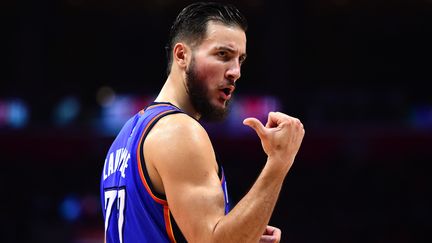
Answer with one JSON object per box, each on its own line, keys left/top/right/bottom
{"left": 259, "top": 235, "right": 276, "bottom": 243}
{"left": 243, "top": 117, "right": 266, "bottom": 138}
{"left": 264, "top": 225, "right": 281, "bottom": 243}
{"left": 264, "top": 225, "right": 276, "bottom": 235}
{"left": 266, "top": 112, "right": 284, "bottom": 128}
{"left": 265, "top": 112, "right": 274, "bottom": 128}
{"left": 272, "top": 227, "right": 281, "bottom": 242}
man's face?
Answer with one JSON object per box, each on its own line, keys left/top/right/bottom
{"left": 185, "top": 21, "right": 247, "bottom": 121}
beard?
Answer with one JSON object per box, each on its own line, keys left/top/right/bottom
{"left": 185, "top": 57, "right": 231, "bottom": 122}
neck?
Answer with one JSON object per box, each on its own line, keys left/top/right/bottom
{"left": 154, "top": 74, "right": 201, "bottom": 120}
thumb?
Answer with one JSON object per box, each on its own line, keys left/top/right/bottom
{"left": 243, "top": 117, "right": 266, "bottom": 138}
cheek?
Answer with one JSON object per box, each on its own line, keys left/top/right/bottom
{"left": 194, "top": 60, "right": 224, "bottom": 83}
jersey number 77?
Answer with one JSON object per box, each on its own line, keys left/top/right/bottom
{"left": 104, "top": 187, "right": 126, "bottom": 243}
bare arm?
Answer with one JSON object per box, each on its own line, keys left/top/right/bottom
{"left": 144, "top": 112, "right": 304, "bottom": 242}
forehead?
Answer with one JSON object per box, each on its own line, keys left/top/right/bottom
{"left": 197, "top": 21, "right": 247, "bottom": 53}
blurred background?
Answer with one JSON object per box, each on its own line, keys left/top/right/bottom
{"left": 1, "top": 0, "right": 432, "bottom": 242}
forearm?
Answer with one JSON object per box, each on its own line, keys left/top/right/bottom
{"left": 211, "top": 158, "right": 289, "bottom": 243}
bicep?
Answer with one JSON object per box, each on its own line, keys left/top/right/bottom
{"left": 164, "top": 173, "right": 225, "bottom": 242}
{"left": 144, "top": 116, "right": 225, "bottom": 242}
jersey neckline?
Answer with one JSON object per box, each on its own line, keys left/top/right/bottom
{"left": 146, "top": 101, "right": 202, "bottom": 122}
{"left": 145, "top": 101, "right": 182, "bottom": 111}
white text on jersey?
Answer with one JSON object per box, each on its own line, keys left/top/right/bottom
{"left": 103, "top": 148, "right": 130, "bottom": 180}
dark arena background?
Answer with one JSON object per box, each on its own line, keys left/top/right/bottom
{"left": 1, "top": 0, "right": 431, "bottom": 242}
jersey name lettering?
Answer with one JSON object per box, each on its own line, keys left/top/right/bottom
{"left": 103, "top": 148, "right": 130, "bottom": 180}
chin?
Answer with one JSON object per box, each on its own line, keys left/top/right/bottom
{"left": 201, "top": 102, "right": 229, "bottom": 122}
{"left": 215, "top": 100, "right": 229, "bottom": 111}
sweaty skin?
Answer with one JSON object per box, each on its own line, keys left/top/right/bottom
{"left": 144, "top": 22, "right": 305, "bottom": 243}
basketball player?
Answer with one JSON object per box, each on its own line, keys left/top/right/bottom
{"left": 100, "top": 2, "right": 305, "bottom": 242}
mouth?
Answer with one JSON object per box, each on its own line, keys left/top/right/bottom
{"left": 219, "top": 86, "right": 235, "bottom": 101}
{"left": 222, "top": 88, "right": 231, "bottom": 96}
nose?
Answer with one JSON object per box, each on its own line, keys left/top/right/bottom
{"left": 226, "top": 60, "right": 241, "bottom": 82}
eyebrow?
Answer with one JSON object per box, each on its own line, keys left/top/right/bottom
{"left": 215, "top": 46, "right": 247, "bottom": 60}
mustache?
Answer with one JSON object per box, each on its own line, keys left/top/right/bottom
{"left": 227, "top": 80, "right": 236, "bottom": 87}
{"left": 220, "top": 80, "right": 236, "bottom": 89}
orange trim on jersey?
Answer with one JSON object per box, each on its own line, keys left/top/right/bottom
{"left": 164, "top": 205, "right": 177, "bottom": 243}
{"left": 136, "top": 109, "right": 175, "bottom": 205}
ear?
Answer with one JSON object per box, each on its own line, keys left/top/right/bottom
{"left": 173, "top": 43, "right": 189, "bottom": 69}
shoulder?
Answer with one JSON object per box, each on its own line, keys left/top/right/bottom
{"left": 144, "top": 112, "right": 217, "bottom": 172}
{"left": 147, "top": 112, "right": 210, "bottom": 146}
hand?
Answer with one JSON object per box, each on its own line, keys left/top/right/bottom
{"left": 259, "top": 225, "right": 281, "bottom": 243}
{"left": 243, "top": 112, "right": 305, "bottom": 171}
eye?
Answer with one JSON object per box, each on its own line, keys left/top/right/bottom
{"left": 217, "top": 51, "right": 227, "bottom": 57}
{"left": 239, "top": 57, "right": 246, "bottom": 65}
{"left": 239, "top": 54, "right": 247, "bottom": 65}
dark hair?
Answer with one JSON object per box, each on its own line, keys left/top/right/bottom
{"left": 165, "top": 2, "right": 248, "bottom": 75}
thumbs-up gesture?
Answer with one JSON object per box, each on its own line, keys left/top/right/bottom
{"left": 243, "top": 112, "right": 305, "bottom": 173}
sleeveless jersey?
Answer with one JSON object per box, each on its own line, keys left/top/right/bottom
{"left": 100, "top": 102, "right": 230, "bottom": 243}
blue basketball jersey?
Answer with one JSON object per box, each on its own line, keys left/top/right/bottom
{"left": 100, "top": 102, "right": 230, "bottom": 243}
